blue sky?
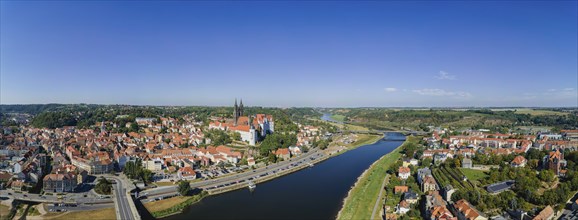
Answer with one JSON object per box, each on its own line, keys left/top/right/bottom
{"left": 1, "top": 1, "right": 577, "bottom": 107}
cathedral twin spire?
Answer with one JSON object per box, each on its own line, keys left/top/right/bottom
{"left": 234, "top": 98, "right": 244, "bottom": 126}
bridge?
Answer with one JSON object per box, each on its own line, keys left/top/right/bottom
{"left": 339, "top": 129, "right": 428, "bottom": 136}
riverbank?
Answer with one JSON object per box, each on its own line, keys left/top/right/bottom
{"left": 146, "top": 133, "right": 382, "bottom": 218}
{"left": 337, "top": 136, "right": 419, "bottom": 220}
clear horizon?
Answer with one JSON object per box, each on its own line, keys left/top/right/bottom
{"left": 1, "top": 1, "right": 577, "bottom": 107}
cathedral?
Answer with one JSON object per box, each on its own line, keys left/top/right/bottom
{"left": 233, "top": 99, "right": 244, "bottom": 126}
{"left": 208, "top": 99, "right": 274, "bottom": 146}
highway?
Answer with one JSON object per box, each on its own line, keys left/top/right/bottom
{"left": 142, "top": 149, "right": 326, "bottom": 199}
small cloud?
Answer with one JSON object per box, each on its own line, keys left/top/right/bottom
{"left": 436, "top": 71, "right": 456, "bottom": 80}
{"left": 384, "top": 87, "right": 398, "bottom": 92}
{"left": 547, "top": 89, "right": 557, "bottom": 92}
{"left": 564, "top": 88, "right": 575, "bottom": 91}
{"left": 412, "top": 88, "right": 471, "bottom": 98}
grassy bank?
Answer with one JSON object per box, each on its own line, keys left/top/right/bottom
{"left": 51, "top": 207, "right": 116, "bottom": 220}
{"left": 145, "top": 191, "right": 208, "bottom": 218}
{"left": 337, "top": 136, "right": 418, "bottom": 220}
{"left": 345, "top": 134, "right": 382, "bottom": 149}
{"left": 330, "top": 114, "right": 346, "bottom": 122}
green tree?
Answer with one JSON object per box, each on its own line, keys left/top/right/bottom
{"left": 94, "top": 177, "right": 112, "bottom": 195}
{"left": 177, "top": 180, "right": 191, "bottom": 196}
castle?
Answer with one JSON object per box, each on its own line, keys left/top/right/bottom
{"left": 209, "top": 99, "right": 274, "bottom": 145}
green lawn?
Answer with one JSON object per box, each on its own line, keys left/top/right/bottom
{"left": 330, "top": 114, "right": 346, "bottom": 122}
{"left": 459, "top": 168, "right": 489, "bottom": 182}
{"left": 338, "top": 136, "right": 418, "bottom": 220}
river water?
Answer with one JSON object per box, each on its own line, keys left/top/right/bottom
{"left": 163, "top": 133, "right": 404, "bottom": 220}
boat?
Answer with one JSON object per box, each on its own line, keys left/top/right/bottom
{"left": 308, "top": 162, "right": 314, "bottom": 167}
{"left": 248, "top": 181, "right": 256, "bottom": 190}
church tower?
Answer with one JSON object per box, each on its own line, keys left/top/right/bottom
{"left": 239, "top": 99, "right": 244, "bottom": 116}
{"left": 234, "top": 98, "right": 239, "bottom": 126}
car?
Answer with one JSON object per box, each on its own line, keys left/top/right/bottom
{"left": 7, "top": 193, "right": 11, "bottom": 195}
{"left": 23, "top": 194, "right": 27, "bottom": 197}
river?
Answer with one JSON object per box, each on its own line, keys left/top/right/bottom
{"left": 162, "top": 133, "right": 405, "bottom": 220}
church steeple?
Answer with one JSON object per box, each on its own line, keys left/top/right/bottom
{"left": 234, "top": 98, "right": 239, "bottom": 126}
{"left": 239, "top": 99, "right": 244, "bottom": 116}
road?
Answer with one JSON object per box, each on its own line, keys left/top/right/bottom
{"left": 111, "top": 178, "right": 133, "bottom": 220}
{"left": 142, "top": 149, "right": 326, "bottom": 199}
{"left": 2, "top": 189, "right": 113, "bottom": 205}
{"left": 370, "top": 174, "right": 390, "bottom": 220}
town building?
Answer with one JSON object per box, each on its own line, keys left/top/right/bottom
{"left": 422, "top": 175, "right": 438, "bottom": 193}
{"left": 543, "top": 150, "right": 567, "bottom": 176}
{"left": 452, "top": 199, "right": 487, "bottom": 220}
{"left": 43, "top": 173, "right": 77, "bottom": 193}
{"left": 417, "top": 167, "right": 432, "bottom": 185}
{"left": 177, "top": 166, "right": 196, "bottom": 180}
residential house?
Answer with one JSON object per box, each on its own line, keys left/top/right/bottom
{"left": 403, "top": 190, "right": 419, "bottom": 204}
{"left": 422, "top": 175, "right": 438, "bottom": 193}
{"left": 532, "top": 205, "right": 554, "bottom": 220}
{"left": 11, "top": 179, "right": 24, "bottom": 191}
{"left": 511, "top": 156, "right": 527, "bottom": 168}
{"left": 452, "top": 199, "right": 487, "bottom": 220}
{"left": 396, "top": 200, "right": 410, "bottom": 215}
{"left": 430, "top": 206, "right": 457, "bottom": 220}
{"left": 177, "top": 167, "right": 196, "bottom": 180}
{"left": 462, "top": 158, "right": 473, "bottom": 169}
{"left": 275, "top": 148, "right": 290, "bottom": 161}
{"left": 398, "top": 167, "right": 411, "bottom": 180}
{"left": 424, "top": 191, "right": 448, "bottom": 220}
{"left": 288, "top": 146, "right": 302, "bottom": 156}
{"left": 443, "top": 185, "right": 456, "bottom": 202}
{"left": 247, "top": 157, "right": 256, "bottom": 166}
{"left": 403, "top": 158, "right": 418, "bottom": 167}
{"left": 395, "top": 185, "right": 409, "bottom": 194}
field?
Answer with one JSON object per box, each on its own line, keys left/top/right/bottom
{"left": 330, "top": 114, "right": 346, "bottom": 122}
{"left": 144, "top": 196, "right": 190, "bottom": 213}
{"left": 337, "top": 137, "right": 415, "bottom": 220}
{"left": 51, "top": 207, "right": 116, "bottom": 220}
{"left": 459, "top": 168, "right": 489, "bottom": 182}
{"left": 493, "top": 108, "right": 568, "bottom": 116}
{"left": 0, "top": 204, "right": 10, "bottom": 219}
